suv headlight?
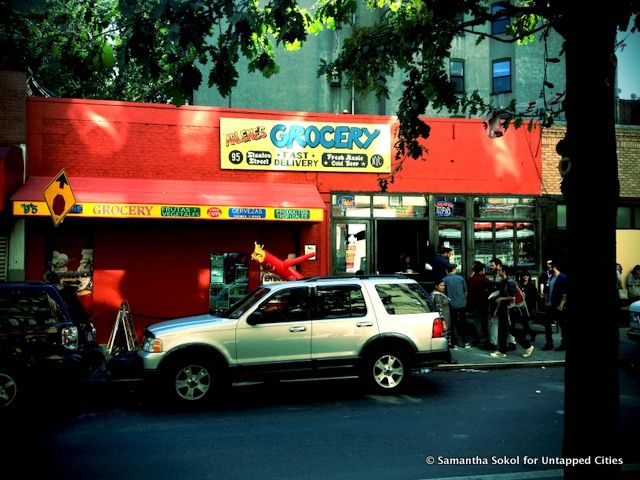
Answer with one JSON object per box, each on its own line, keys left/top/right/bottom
{"left": 62, "top": 326, "right": 79, "bottom": 350}
{"left": 142, "top": 335, "right": 163, "bottom": 353}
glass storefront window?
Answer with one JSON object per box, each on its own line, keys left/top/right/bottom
{"left": 438, "top": 223, "right": 464, "bottom": 273}
{"left": 434, "top": 196, "right": 466, "bottom": 218}
{"left": 335, "top": 223, "right": 367, "bottom": 274}
{"left": 473, "top": 221, "right": 536, "bottom": 270}
{"left": 209, "top": 252, "right": 249, "bottom": 312}
{"left": 516, "top": 222, "right": 535, "bottom": 270}
{"left": 331, "top": 194, "right": 371, "bottom": 217}
{"left": 494, "top": 222, "right": 515, "bottom": 266}
{"left": 473, "top": 222, "right": 494, "bottom": 267}
{"left": 372, "top": 195, "right": 427, "bottom": 218}
{"left": 329, "top": 193, "right": 539, "bottom": 276}
{"left": 474, "top": 197, "right": 535, "bottom": 220}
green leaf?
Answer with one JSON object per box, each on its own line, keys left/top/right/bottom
{"left": 102, "top": 43, "right": 115, "bottom": 69}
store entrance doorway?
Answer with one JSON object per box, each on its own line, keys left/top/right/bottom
{"left": 376, "top": 220, "right": 430, "bottom": 274}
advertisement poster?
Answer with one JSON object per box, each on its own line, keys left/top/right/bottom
{"left": 220, "top": 117, "right": 392, "bottom": 173}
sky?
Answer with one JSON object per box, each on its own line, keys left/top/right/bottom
{"left": 617, "top": 23, "right": 640, "bottom": 99}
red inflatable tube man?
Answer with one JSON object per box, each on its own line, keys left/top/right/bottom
{"left": 251, "top": 242, "right": 316, "bottom": 280}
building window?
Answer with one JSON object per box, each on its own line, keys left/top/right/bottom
{"left": 491, "top": 3, "right": 509, "bottom": 35}
{"left": 617, "top": 205, "right": 640, "bottom": 229}
{"left": 373, "top": 194, "right": 427, "bottom": 218}
{"left": 492, "top": 58, "right": 512, "bottom": 94}
{"left": 617, "top": 206, "right": 632, "bottom": 229}
{"left": 474, "top": 196, "right": 535, "bottom": 220}
{"left": 559, "top": 205, "right": 640, "bottom": 230}
{"left": 473, "top": 222, "right": 535, "bottom": 270}
{"left": 331, "top": 194, "right": 371, "bottom": 218}
{"left": 209, "top": 252, "right": 249, "bottom": 312}
{"left": 454, "top": 12, "right": 465, "bottom": 36}
{"left": 473, "top": 197, "right": 536, "bottom": 270}
{"left": 450, "top": 59, "right": 465, "bottom": 93}
{"left": 556, "top": 204, "right": 567, "bottom": 229}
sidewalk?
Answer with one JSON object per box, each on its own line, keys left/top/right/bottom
{"left": 434, "top": 325, "right": 637, "bottom": 371}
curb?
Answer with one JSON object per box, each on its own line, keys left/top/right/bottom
{"left": 432, "top": 359, "right": 566, "bottom": 371}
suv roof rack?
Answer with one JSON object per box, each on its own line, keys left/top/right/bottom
{"left": 302, "top": 274, "right": 409, "bottom": 282}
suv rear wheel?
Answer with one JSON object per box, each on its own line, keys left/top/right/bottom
{"left": 365, "top": 349, "right": 409, "bottom": 393}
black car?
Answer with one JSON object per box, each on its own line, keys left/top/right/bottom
{"left": 0, "top": 281, "right": 105, "bottom": 409}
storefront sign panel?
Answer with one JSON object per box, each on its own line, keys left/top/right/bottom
{"left": 220, "top": 117, "right": 392, "bottom": 173}
{"left": 13, "top": 201, "right": 323, "bottom": 222}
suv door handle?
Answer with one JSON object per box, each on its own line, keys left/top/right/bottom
{"left": 356, "top": 321, "right": 374, "bottom": 327}
{"left": 289, "top": 325, "right": 307, "bottom": 332}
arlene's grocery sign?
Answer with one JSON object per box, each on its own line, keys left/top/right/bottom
{"left": 220, "top": 117, "right": 392, "bottom": 173}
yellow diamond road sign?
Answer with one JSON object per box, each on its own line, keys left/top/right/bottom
{"left": 44, "top": 169, "right": 77, "bottom": 226}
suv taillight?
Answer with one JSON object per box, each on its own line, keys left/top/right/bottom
{"left": 62, "top": 326, "right": 79, "bottom": 350}
{"left": 432, "top": 317, "right": 445, "bottom": 338}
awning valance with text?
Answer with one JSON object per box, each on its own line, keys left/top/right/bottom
{"left": 11, "top": 176, "right": 325, "bottom": 222}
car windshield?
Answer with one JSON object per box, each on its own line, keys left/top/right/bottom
{"left": 223, "top": 287, "right": 271, "bottom": 319}
{"left": 56, "top": 285, "right": 91, "bottom": 324}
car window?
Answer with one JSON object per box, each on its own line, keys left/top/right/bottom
{"left": 257, "top": 287, "right": 309, "bottom": 323}
{"left": 313, "top": 285, "right": 367, "bottom": 319}
{"left": 374, "top": 283, "right": 432, "bottom": 315}
{"left": 0, "top": 288, "right": 63, "bottom": 327}
{"left": 225, "top": 287, "right": 271, "bottom": 319}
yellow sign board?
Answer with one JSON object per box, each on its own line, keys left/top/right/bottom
{"left": 43, "top": 169, "right": 76, "bottom": 226}
{"left": 13, "top": 201, "right": 323, "bottom": 222}
{"left": 220, "top": 117, "right": 392, "bottom": 173}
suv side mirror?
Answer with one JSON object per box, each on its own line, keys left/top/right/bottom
{"left": 246, "top": 311, "right": 264, "bottom": 326}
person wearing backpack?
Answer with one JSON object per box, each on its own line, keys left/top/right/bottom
{"left": 490, "top": 265, "right": 535, "bottom": 359}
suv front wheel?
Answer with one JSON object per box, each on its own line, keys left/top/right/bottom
{"left": 166, "top": 354, "right": 225, "bottom": 405}
{"left": 365, "top": 350, "right": 409, "bottom": 393}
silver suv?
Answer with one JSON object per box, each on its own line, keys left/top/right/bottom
{"left": 139, "top": 275, "right": 450, "bottom": 404}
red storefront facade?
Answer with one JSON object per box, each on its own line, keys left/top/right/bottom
{"left": 10, "top": 98, "right": 542, "bottom": 343}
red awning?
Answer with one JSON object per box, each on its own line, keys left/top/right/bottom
{"left": 11, "top": 176, "right": 325, "bottom": 222}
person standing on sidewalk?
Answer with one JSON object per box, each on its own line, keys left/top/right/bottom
{"left": 490, "top": 266, "right": 534, "bottom": 359}
{"left": 538, "top": 260, "right": 554, "bottom": 298}
{"left": 626, "top": 264, "right": 640, "bottom": 301}
{"left": 468, "top": 261, "right": 492, "bottom": 344}
{"left": 542, "top": 261, "right": 568, "bottom": 351}
{"left": 443, "top": 263, "right": 471, "bottom": 348}
{"left": 431, "top": 280, "right": 453, "bottom": 347}
{"left": 488, "top": 258, "right": 517, "bottom": 351}
{"left": 433, "top": 246, "right": 454, "bottom": 282}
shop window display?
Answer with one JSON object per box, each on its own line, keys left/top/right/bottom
{"left": 209, "top": 253, "right": 249, "bottom": 312}
{"left": 47, "top": 247, "right": 94, "bottom": 312}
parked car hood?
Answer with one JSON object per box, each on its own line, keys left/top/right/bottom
{"left": 147, "top": 313, "right": 235, "bottom": 336}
